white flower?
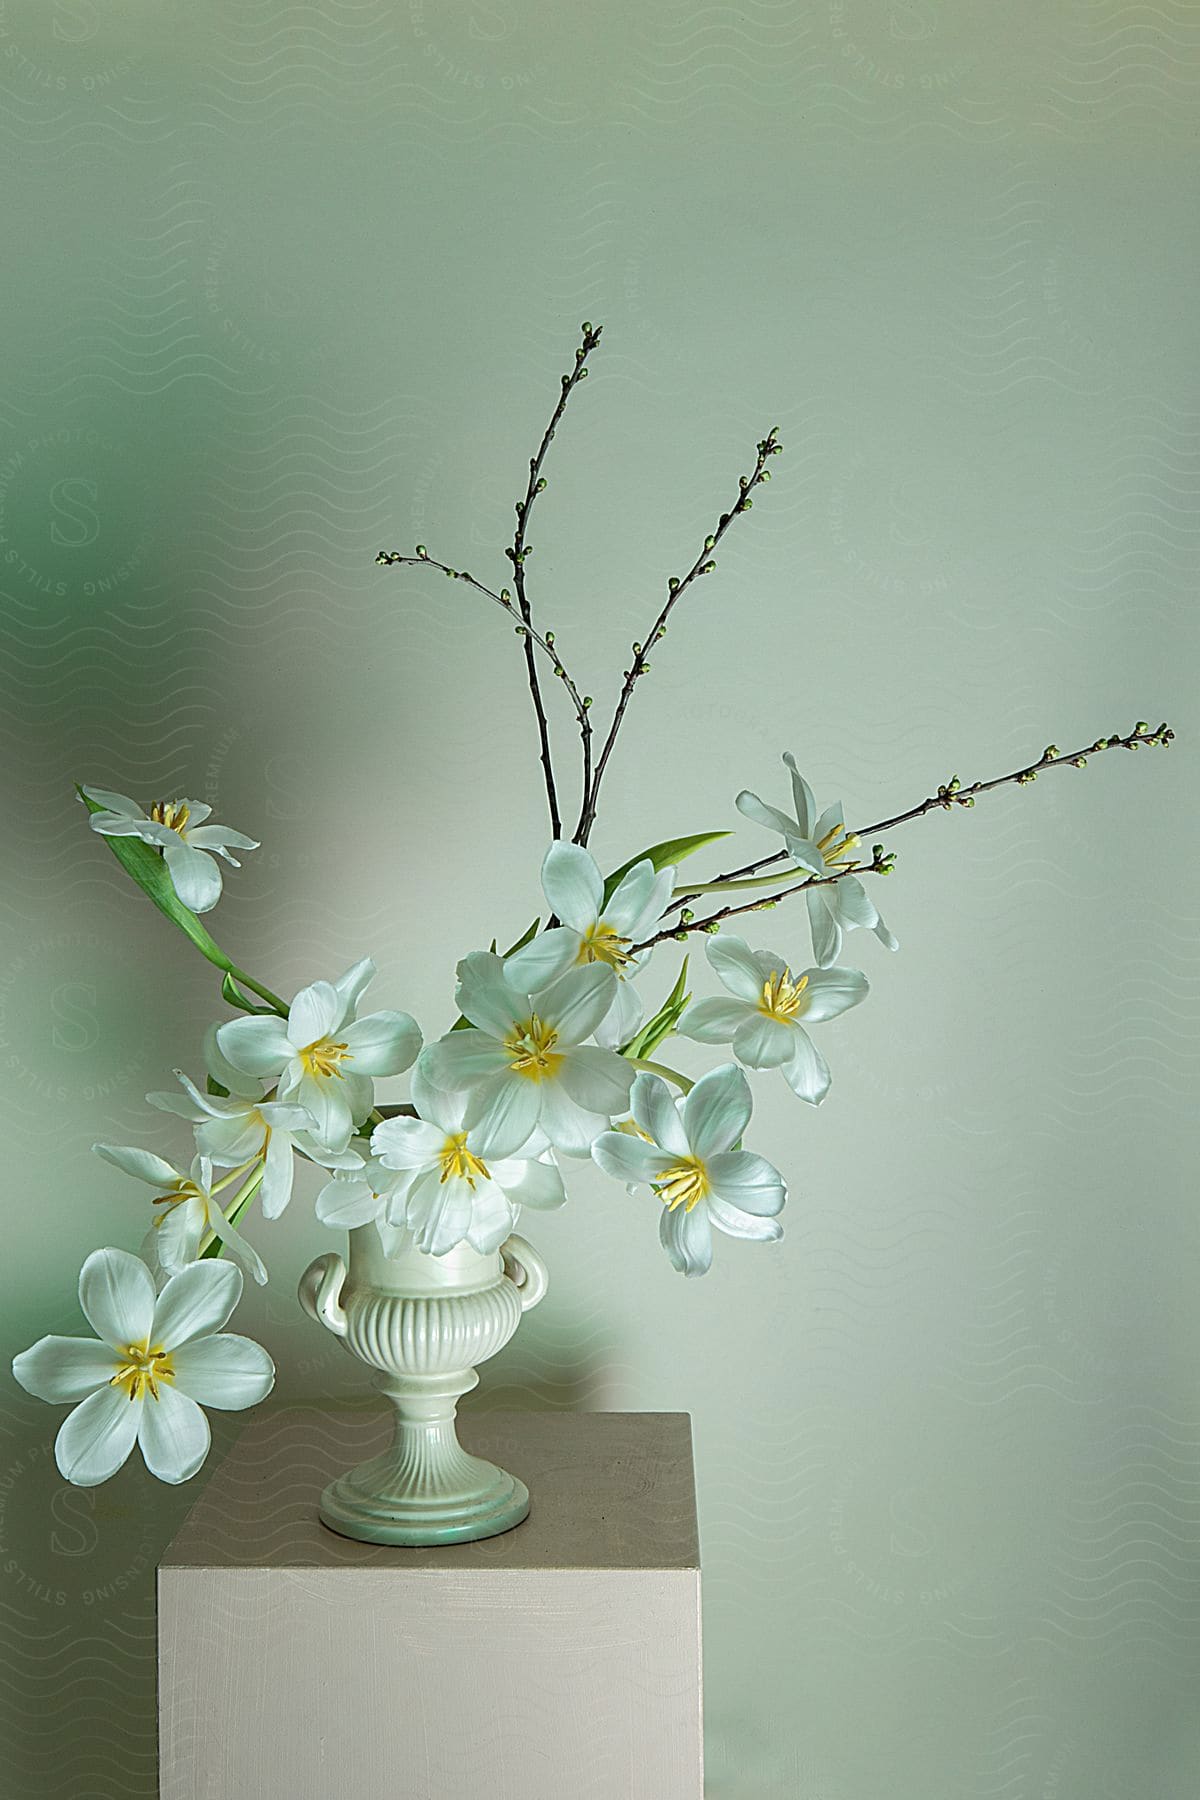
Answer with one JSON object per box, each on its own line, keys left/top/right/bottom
{"left": 148, "top": 1057, "right": 323, "bottom": 1221}
{"left": 419, "top": 951, "right": 634, "bottom": 1159}
{"left": 93, "top": 1144, "right": 268, "bottom": 1285}
{"left": 678, "top": 934, "right": 868, "bottom": 1104}
{"left": 507, "top": 844, "right": 676, "bottom": 1049}
{"left": 313, "top": 1156, "right": 406, "bottom": 1252}
{"left": 215, "top": 958, "right": 421, "bottom": 1155}
{"left": 364, "top": 1064, "right": 566, "bottom": 1256}
{"left": 83, "top": 786, "right": 258, "bottom": 914}
{"left": 12, "top": 1249, "right": 274, "bottom": 1486}
{"left": 592, "top": 1065, "right": 785, "bottom": 1278}
{"left": 735, "top": 753, "right": 897, "bottom": 967}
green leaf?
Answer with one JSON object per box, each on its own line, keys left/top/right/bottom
{"left": 621, "top": 956, "right": 691, "bottom": 1060}
{"left": 78, "top": 784, "right": 288, "bottom": 1015}
{"left": 601, "top": 832, "right": 730, "bottom": 907}
{"left": 78, "top": 785, "right": 235, "bottom": 971}
{"left": 221, "top": 971, "right": 276, "bottom": 1015}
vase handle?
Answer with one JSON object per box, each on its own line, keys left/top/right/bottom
{"left": 298, "top": 1251, "right": 348, "bottom": 1338}
{"left": 500, "top": 1235, "right": 549, "bottom": 1313}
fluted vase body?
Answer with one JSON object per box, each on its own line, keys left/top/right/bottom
{"left": 299, "top": 1223, "right": 548, "bottom": 1546}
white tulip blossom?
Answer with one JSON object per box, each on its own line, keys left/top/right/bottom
{"left": 148, "top": 1064, "right": 327, "bottom": 1220}
{"left": 12, "top": 1250, "right": 274, "bottom": 1486}
{"left": 82, "top": 786, "right": 258, "bottom": 914}
{"left": 736, "top": 753, "right": 897, "bottom": 967}
{"left": 216, "top": 958, "right": 421, "bottom": 1155}
{"left": 419, "top": 951, "right": 634, "bottom": 1158}
{"left": 592, "top": 1066, "right": 785, "bottom": 1277}
{"left": 365, "top": 1065, "right": 566, "bottom": 1256}
{"left": 678, "top": 934, "right": 868, "bottom": 1104}
{"left": 93, "top": 1144, "right": 267, "bottom": 1285}
{"left": 507, "top": 844, "right": 676, "bottom": 1049}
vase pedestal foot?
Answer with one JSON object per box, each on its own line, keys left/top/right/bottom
{"left": 318, "top": 1451, "right": 530, "bottom": 1548}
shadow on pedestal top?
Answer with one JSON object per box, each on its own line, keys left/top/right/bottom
{"left": 161, "top": 1408, "right": 699, "bottom": 1573}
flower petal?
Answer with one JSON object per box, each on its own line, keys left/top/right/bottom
{"left": 535, "top": 1082, "right": 607, "bottom": 1158}
{"left": 464, "top": 1072, "right": 542, "bottom": 1161}
{"left": 538, "top": 961, "right": 617, "bottom": 1043}
{"left": 137, "top": 1385, "right": 211, "bottom": 1484}
{"left": 370, "top": 1116, "right": 443, "bottom": 1170}
{"left": 592, "top": 1131, "right": 675, "bottom": 1186}
{"left": 708, "top": 1195, "right": 784, "bottom": 1243}
{"left": 781, "top": 754, "right": 817, "bottom": 838}
{"left": 152, "top": 1260, "right": 242, "bottom": 1351}
{"left": 594, "top": 975, "right": 642, "bottom": 1051}
{"left": 316, "top": 1174, "right": 387, "bottom": 1229}
{"left": 676, "top": 997, "right": 754, "bottom": 1045}
{"left": 55, "top": 1385, "right": 143, "bottom": 1486}
{"left": 505, "top": 928, "right": 578, "bottom": 993}
{"left": 258, "top": 1129, "right": 295, "bottom": 1221}
{"left": 341, "top": 1010, "right": 422, "bottom": 1077}
{"left": 79, "top": 1248, "right": 155, "bottom": 1350}
{"left": 162, "top": 841, "right": 222, "bottom": 913}
{"left": 706, "top": 934, "right": 773, "bottom": 1002}
{"left": 204, "top": 1205, "right": 269, "bottom": 1287}
{"left": 779, "top": 1028, "right": 830, "bottom": 1104}
{"left": 183, "top": 825, "right": 259, "bottom": 855}
{"left": 806, "top": 888, "right": 841, "bottom": 968}
{"left": 705, "top": 1149, "right": 786, "bottom": 1216}
{"left": 630, "top": 1071, "right": 690, "bottom": 1158}
{"left": 874, "top": 912, "right": 899, "bottom": 952}
{"left": 462, "top": 1184, "right": 518, "bottom": 1255}
{"left": 556, "top": 1045, "right": 634, "bottom": 1116}
{"left": 170, "top": 1334, "right": 275, "bottom": 1410}
{"left": 404, "top": 1169, "right": 475, "bottom": 1257}
{"left": 149, "top": 1196, "right": 206, "bottom": 1278}
{"left": 81, "top": 786, "right": 143, "bottom": 819}
{"left": 828, "top": 873, "right": 878, "bottom": 932}
{"left": 734, "top": 790, "right": 797, "bottom": 839}
{"left": 93, "top": 1144, "right": 182, "bottom": 1188}
{"left": 454, "top": 951, "right": 522, "bottom": 1036}
{"left": 490, "top": 1155, "right": 566, "bottom": 1212}
{"left": 287, "top": 980, "right": 342, "bottom": 1051}
{"left": 216, "top": 1015, "right": 292, "bottom": 1079}
{"left": 13, "top": 1336, "right": 117, "bottom": 1403}
{"left": 659, "top": 1201, "right": 713, "bottom": 1277}
{"left": 732, "top": 1011, "right": 796, "bottom": 1069}
{"left": 797, "top": 966, "right": 869, "bottom": 1022}
{"left": 333, "top": 957, "right": 376, "bottom": 1023}
{"left": 682, "top": 1064, "right": 752, "bottom": 1160}
{"left": 540, "top": 841, "right": 603, "bottom": 931}
{"left": 601, "top": 859, "right": 656, "bottom": 935}
{"left": 419, "top": 1031, "right": 510, "bottom": 1091}
{"left": 291, "top": 1071, "right": 355, "bottom": 1154}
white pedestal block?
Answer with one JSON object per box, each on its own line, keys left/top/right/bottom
{"left": 158, "top": 1408, "right": 703, "bottom": 1800}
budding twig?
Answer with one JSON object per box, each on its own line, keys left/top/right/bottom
{"left": 374, "top": 549, "right": 591, "bottom": 742}
{"left": 654, "top": 720, "right": 1174, "bottom": 941}
{"left": 572, "top": 425, "right": 783, "bottom": 846}
{"left": 505, "top": 322, "right": 603, "bottom": 837}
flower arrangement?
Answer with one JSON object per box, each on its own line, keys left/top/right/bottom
{"left": 13, "top": 323, "right": 1173, "bottom": 1494}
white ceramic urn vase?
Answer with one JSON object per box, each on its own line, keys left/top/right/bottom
{"left": 298, "top": 1222, "right": 548, "bottom": 1546}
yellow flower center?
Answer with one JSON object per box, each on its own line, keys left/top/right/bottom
{"left": 759, "top": 969, "right": 809, "bottom": 1021}
{"left": 151, "top": 1179, "right": 205, "bottom": 1225}
{"left": 299, "top": 1039, "right": 350, "bottom": 1080}
{"left": 110, "top": 1342, "right": 175, "bottom": 1403}
{"left": 439, "top": 1132, "right": 491, "bottom": 1189}
{"left": 816, "top": 823, "right": 860, "bottom": 869}
{"left": 577, "top": 920, "right": 635, "bottom": 971}
{"left": 504, "top": 1014, "right": 561, "bottom": 1081}
{"left": 149, "top": 799, "right": 191, "bottom": 836}
{"left": 653, "top": 1156, "right": 710, "bottom": 1214}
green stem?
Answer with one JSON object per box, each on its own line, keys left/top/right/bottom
{"left": 227, "top": 965, "right": 288, "bottom": 1015}
{"left": 629, "top": 1057, "right": 694, "bottom": 1094}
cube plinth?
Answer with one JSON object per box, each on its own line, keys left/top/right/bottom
{"left": 157, "top": 1408, "right": 702, "bottom": 1799}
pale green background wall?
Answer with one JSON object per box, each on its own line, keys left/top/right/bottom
{"left": 0, "top": 3, "right": 1197, "bottom": 1795}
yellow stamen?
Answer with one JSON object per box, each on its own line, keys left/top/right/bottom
{"left": 653, "top": 1156, "right": 710, "bottom": 1214}
{"left": 439, "top": 1132, "right": 490, "bottom": 1189}
{"left": 815, "top": 823, "right": 860, "bottom": 869}
{"left": 149, "top": 799, "right": 191, "bottom": 835}
{"left": 577, "top": 920, "right": 635, "bottom": 971}
{"left": 759, "top": 969, "right": 809, "bottom": 1021}
{"left": 110, "top": 1343, "right": 175, "bottom": 1403}
{"left": 151, "top": 1179, "right": 205, "bottom": 1228}
{"left": 299, "top": 1039, "right": 350, "bottom": 1080}
{"left": 504, "top": 1014, "right": 562, "bottom": 1082}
